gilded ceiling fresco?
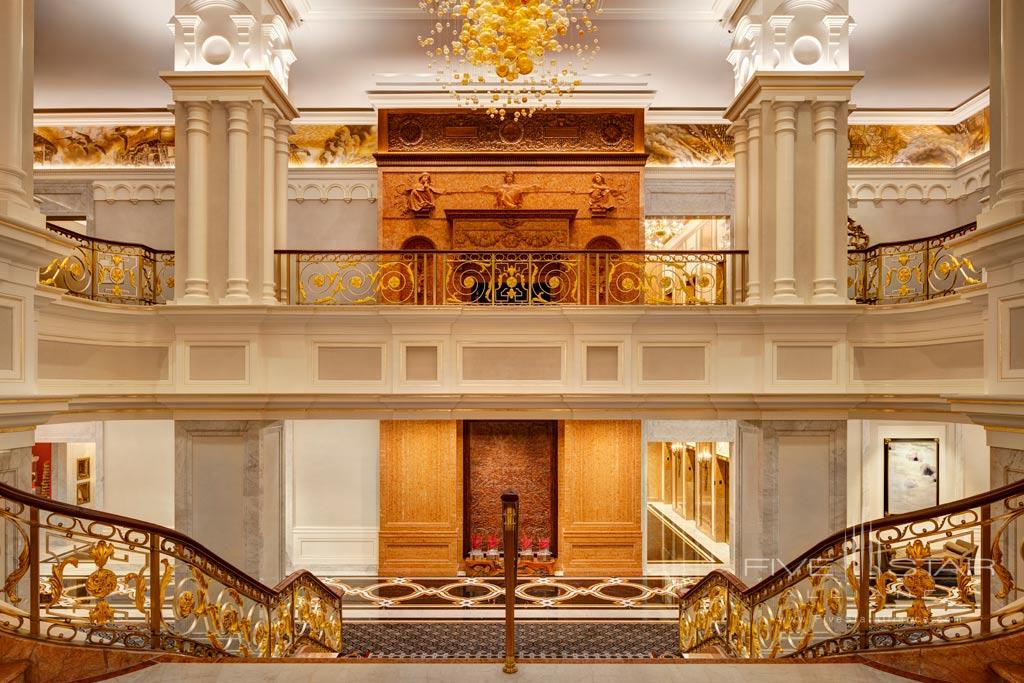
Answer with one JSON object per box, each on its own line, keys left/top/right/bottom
{"left": 34, "top": 126, "right": 175, "bottom": 167}
{"left": 287, "top": 124, "right": 377, "bottom": 167}
{"left": 847, "top": 108, "right": 989, "bottom": 166}
{"left": 31, "top": 109, "right": 990, "bottom": 169}
{"left": 644, "top": 124, "right": 735, "bottom": 166}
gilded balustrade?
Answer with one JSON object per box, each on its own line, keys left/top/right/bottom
{"left": 679, "top": 479, "right": 1024, "bottom": 660}
{"left": 279, "top": 249, "right": 746, "bottom": 306}
{"left": 0, "top": 481, "right": 341, "bottom": 658}
{"left": 38, "top": 223, "right": 174, "bottom": 305}
{"left": 847, "top": 222, "right": 981, "bottom": 304}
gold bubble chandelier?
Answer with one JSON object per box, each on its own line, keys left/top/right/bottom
{"left": 418, "top": 0, "right": 602, "bottom": 119}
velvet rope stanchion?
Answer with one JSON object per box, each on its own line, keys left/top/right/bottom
{"left": 501, "top": 489, "right": 519, "bottom": 674}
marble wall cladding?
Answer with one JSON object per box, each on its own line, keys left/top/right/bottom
{"left": 754, "top": 421, "right": 847, "bottom": 564}
{"left": 465, "top": 421, "right": 556, "bottom": 543}
{"left": 174, "top": 421, "right": 275, "bottom": 579}
{"left": 32, "top": 181, "right": 93, "bottom": 225}
{"left": 0, "top": 448, "right": 32, "bottom": 492}
{"left": 645, "top": 420, "right": 737, "bottom": 445}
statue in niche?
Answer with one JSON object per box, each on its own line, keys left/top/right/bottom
{"left": 847, "top": 216, "right": 870, "bottom": 249}
{"left": 482, "top": 171, "right": 539, "bottom": 209}
{"left": 587, "top": 173, "right": 624, "bottom": 215}
{"left": 402, "top": 172, "right": 444, "bottom": 215}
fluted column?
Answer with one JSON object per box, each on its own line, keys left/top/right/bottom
{"left": 745, "top": 109, "right": 762, "bottom": 304}
{"left": 183, "top": 102, "right": 211, "bottom": 303}
{"left": 260, "top": 110, "right": 278, "bottom": 304}
{"left": 989, "top": 0, "right": 1024, "bottom": 219}
{"left": 812, "top": 101, "right": 841, "bottom": 303}
{"left": 223, "top": 103, "right": 251, "bottom": 303}
{"left": 731, "top": 121, "right": 749, "bottom": 302}
{"left": 274, "top": 120, "right": 291, "bottom": 302}
{"left": 772, "top": 101, "right": 799, "bottom": 303}
{"left": 0, "top": 0, "right": 42, "bottom": 228}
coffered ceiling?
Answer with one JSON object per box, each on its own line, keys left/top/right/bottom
{"left": 33, "top": 0, "right": 989, "bottom": 113}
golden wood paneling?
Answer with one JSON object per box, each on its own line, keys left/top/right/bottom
{"left": 379, "top": 420, "right": 461, "bottom": 576}
{"left": 558, "top": 420, "right": 642, "bottom": 576}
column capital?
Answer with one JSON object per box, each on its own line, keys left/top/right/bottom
{"left": 170, "top": 0, "right": 299, "bottom": 93}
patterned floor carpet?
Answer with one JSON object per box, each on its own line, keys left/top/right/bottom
{"left": 341, "top": 621, "right": 680, "bottom": 659}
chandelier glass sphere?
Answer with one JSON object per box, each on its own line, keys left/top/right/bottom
{"left": 418, "top": 0, "right": 602, "bottom": 119}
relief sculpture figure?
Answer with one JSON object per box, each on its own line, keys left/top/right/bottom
{"left": 587, "top": 173, "right": 624, "bottom": 215}
{"left": 482, "top": 172, "right": 540, "bottom": 209}
{"left": 403, "top": 172, "right": 444, "bottom": 214}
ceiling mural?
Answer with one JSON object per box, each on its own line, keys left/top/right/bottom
{"left": 847, "top": 109, "right": 989, "bottom": 167}
{"left": 32, "top": 109, "right": 990, "bottom": 169}
{"left": 34, "top": 126, "right": 175, "bottom": 168}
{"left": 644, "top": 124, "right": 735, "bottom": 167}
{"left": 288, "top": 124, "right": 377, "bottom": 167}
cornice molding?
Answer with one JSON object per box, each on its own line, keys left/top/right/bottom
{"left": 159, "top": 71, "right": 300, "bottom": 120}
{"left": 847, "top": 152, "right": 990, "bottom": 206}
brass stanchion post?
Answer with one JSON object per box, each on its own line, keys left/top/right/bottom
{"left": 501, "top": 490, "right": 519, "bottom": 674}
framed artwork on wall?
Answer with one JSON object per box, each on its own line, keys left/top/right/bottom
{"left": 884, "top": 438, "right": 940, "bottom": 515}
{"left": 76, "top": 481, "right": 92, "bottom": 506}
{"left": 76, "top": 456, "right": 91, "bottom": 481}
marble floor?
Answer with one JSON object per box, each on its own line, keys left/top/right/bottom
{"left": 108, "top": 662, "right": 911, "bottom": 682}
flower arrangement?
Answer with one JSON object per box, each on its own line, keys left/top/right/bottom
{"left": 536, "top": 536, "right": 551, "bottom": 559}
{"left": 486, "top": 534, "right": 500, "bottom": 558}
{"left": 469, "top": 533, "right": 484, "bottom": 559}
{"left": 519, "top": 535, "right": 534, "bottom": 557}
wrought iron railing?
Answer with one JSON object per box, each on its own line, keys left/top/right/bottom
{"left": 0, "top": 481, "right": 341, "bottom": 658}
{"left": 678, "top": 478, "right": 1024, "bottom": 659}
{"left": 278, "top": 249, "right": 748, "bottom": 306}
{"left": 847, "top": 222, "right": 982, "bottom": 304}
{"left": 38, "top": 223, "right": 174, "bottom": 305}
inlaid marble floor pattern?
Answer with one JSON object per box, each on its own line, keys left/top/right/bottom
{"left": 340, "top": 621, "right": 678, "bottom": 659}
{"left": 108, "top": 662, "right": 912, "bottom": 682}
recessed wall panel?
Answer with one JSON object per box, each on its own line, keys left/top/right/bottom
{"left": 188, "top": 345, "right": 247, "bottom": 382}
{"left": 462, "top": 346, "right": 562, "bottom": 382}
{"left": 585, "top": 345, "right": 619, "bottom": 382}
{"left": 0, "top": 306, "right": 13, "bottom": 372}
{"left": 39, "top": 340, "right": 169, "bottom": 381}
{"left": 317, "top": 345, "right": 384, "bottom": 382}
{"left": 853, "top": 341, "right": 983, "bottom": 381}
{"left": 404, "top": 345, "right": 439, "bottom": 382}
{"left": 776, "top": 345, "right": 834, "bottom": 382}
{"left": 640, "top": 345, "right": 706, "bottom": 382}
{"left": 1011, "top": 307, "right": 1024, "bottom": 371}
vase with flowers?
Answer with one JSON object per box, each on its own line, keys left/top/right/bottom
{"left": 536, "top": 536, "right": 551, "bottom": 560}
{"left": 469, "top": 533, "right": 484, "bottom": 560}
{"left": 486, "top": 534, "right": 500, "bottom": 559}
{"left": 519, "top": 535, "right": 534, "bottom": 559}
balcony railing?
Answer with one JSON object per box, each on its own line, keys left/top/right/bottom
{"left": 847, "top": 222, "right": 982, "bottom": 305}
{"left": 0, "top": 480, "right": 341, "bottom": 658}
{"left": 678, "top": 477, "right": 1024, "bottom": 659}
{"left": 35, "top": 223, "right": 982, "bottom": 307}
{"left": 278, "top": 249, "right": 748, "bottom": 306}
{"left": 38, "top": 223, "right": 175, "bottom": 305}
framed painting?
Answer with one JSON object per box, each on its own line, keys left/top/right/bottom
{"left": 884, "top": 438, "right": 940, "bottom": 515}
{"left": 76, "top": 482, "right": 92, "bottom": 506}
{"left": 76, "top": 456, "right": 91, "bottom": 481}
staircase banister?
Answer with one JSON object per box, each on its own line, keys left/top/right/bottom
{"left": 680, "top": 476, "right": 1024, "bottom": 610}
{"left": 0, "top": 479, "right": 340, "bottom": 605}
{"left": 847, "top": 220, "right": 978, "bottom": 254}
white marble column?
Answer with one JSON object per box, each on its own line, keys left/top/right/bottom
{"left": 772, "top": 101, "right": 799, "bottom": 303}
{"left": 0, "top": 0, "right": 42, "bottom": 228}
{"left": 989, "top": 0, "right": 1024, "bottom": 220}
{"left": 812, "top": 101, "right": 841, "bottom": 303}
{"left": 731, "top": 121, "right": 749, "bottom": 302}
{"left": 224, "top": 103, "right": 251, "bottom": 303}
{"left": 183, "top": 102, "right": 212, "bottom": 303}
{"left": 746, "top": 109, "right": 762, "bottom": 304}
{"left": 261, "top": 110, "right": 278, "bottom": 304}
{"left": 274, "top": 120, "right": 291, "bottom": 301}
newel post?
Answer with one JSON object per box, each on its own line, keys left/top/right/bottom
{"left": 501, "top": 489, "right": 519, "bottom": 674}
